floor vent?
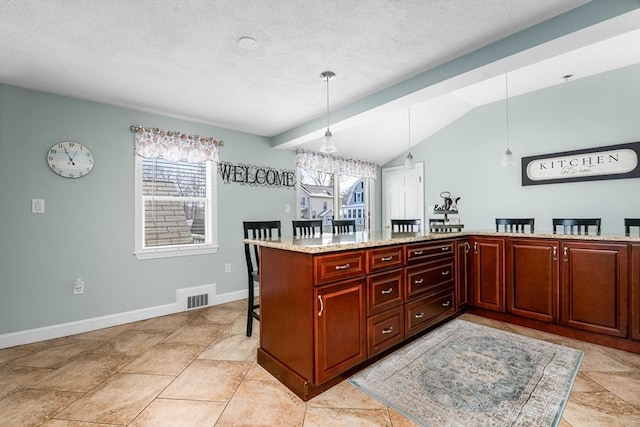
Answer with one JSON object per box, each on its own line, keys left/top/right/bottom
{"left": 176, "top": 284, "right": 215, "bottom": 311}
{"left": 187, "top": 293, "right": 208, "bottom": 309}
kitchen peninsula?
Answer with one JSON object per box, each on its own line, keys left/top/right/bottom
{"left": 245, "top": 230, "right": 640, "bottom": 400}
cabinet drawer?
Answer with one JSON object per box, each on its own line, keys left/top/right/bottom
{"left": 314, "top": 251, "right": 366, "bottom": 285}
{"left": 368, "top": 306, "right": 404, "bottom": 357}
{"left": 405, "top": 289, "right": 455, "bottom": 338}
{"left": 367, "top": 269, "right": 404, "bottom": 316}
{"left": 367, "top": 246, "right": 405, "bottom": 273}
{"left": 405, "top": 259, "right": 454, "bottom": 300}
{"left": 406, "top": 240, "right": 454, "bottom": 264}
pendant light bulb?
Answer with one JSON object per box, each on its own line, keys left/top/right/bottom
{"left": 501, "top": 148, "right": 515, "bottom": 167}
{"left": 405, "top": 106, "right": 416, "bottom": 169}
{"left": 319, "top": 71, "right": 337, "bottom": 154}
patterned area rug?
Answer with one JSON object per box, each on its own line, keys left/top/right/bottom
{"left": 349, "top": 319, "right": 583, "bottom": 427}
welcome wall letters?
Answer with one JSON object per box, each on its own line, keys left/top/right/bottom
{"left": 218, "top": 161, "right": 296, "bottom": 188}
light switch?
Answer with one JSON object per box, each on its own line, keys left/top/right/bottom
{"left": 285, "top": 204, "right": 291, "bottom": 213}
{"left": 32, "top": 199, "right": 45, "bottom": 214}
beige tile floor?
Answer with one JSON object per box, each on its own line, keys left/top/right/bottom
{"left": 1, "top": 301, "right": 639, "bottom": 426}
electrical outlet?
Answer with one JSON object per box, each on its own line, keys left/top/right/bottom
{"left": 225, "top": 263, "right": 231, "bottom": 273}
{"left": 73, "top": 277, "right": 84, "bottom": 295}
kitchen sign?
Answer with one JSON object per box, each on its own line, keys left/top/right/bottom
{"left": 521, "top": 142, "right": 640, "bottom": 186}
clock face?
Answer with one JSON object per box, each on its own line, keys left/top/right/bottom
{"left": 47, "top": 142, "right": 94, "bottom": 178}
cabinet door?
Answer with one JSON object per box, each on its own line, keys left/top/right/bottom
{"left": 506, "top": 239, "right": 559, "bottom": 323}
{"left": 561, "top": 242, "right": 628, "bottom": 337}
{"left": 455, "top": 239, "right": 470, "bottom": 311}
{"left": 472, "top": 237, "right": 505, "bottom": 312}
{"left": 632, "top": 244, "right": 640, "bottom": 341}
{"left": 314, "top": 279, "right": 367, "bottom": 384}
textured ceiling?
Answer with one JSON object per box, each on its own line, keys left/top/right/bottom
{"left": 2, "top": 0, "right": 637, "bottom": 164}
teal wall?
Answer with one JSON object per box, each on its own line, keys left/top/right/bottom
{"left": 0, "top": 84, "right": 297, "bottom": 335}
{"left": 383, "top": 65, "right": 640, "bottom": 233}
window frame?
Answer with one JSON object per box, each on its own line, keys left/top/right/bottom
{"left": 134, "top": 156, "right": 219, "bottom": 260}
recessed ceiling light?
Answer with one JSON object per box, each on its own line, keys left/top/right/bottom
{"left": 238, "top": 36, "right": 259, "bottom": 51}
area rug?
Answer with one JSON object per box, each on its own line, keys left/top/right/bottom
{"left": 349, "top": 319, "right": 583, "bottom": 427}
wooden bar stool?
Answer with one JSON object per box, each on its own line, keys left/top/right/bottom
{"left": 243, "top": 220, "right": 281, "bottom": 337}
{"left": 332, "top": 219, "right": 356, "bottom": 234}
{"left": 495, "top": 218, "right": 535, "bottom": 233}
{"left": 552, "top": 218, "right": 601, "bottom": 236}
{"left": 292, "top": 220, "right": 323, "bottom": 237}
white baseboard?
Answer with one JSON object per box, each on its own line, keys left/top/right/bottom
{"left": 0, "top": 284, "right": 253, "bottom": 349}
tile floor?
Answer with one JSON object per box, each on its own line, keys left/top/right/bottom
{"left": 1, "top": 301, "right": 639, "bottom": 426}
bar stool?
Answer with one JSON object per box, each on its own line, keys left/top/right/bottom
{"left": 625, "top": 218, "right": 640, "bottom": 237}
{"left": 292, "top": 219, "right": 323, "bottom": 237}
{"left": 552, "top": 218, "right": 601, "bottom": 236}
{"left": 332, "top": 219, "right": 356, "bottom": 234}
{"left": 496, "top": 218, "right": 535, "bottom": 233}
{"left": 243, "top": 220, "right": 281, "bottom": 337}
{"left": 391, "top": 219, "right": 421, "bottom": 232}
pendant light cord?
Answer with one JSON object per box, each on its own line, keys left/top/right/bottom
{"left": 506, "top": 73, "right": 510, "bottom": 151}
{"left": 326, "top": 75, "right": 330, "bottom": 132}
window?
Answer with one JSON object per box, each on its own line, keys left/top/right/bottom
{"left": 135, "top": 157, "right": 218, "bottom": 259}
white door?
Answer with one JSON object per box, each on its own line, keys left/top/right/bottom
{"left": 382, "top": 163, "right": 424, "bottom": 230}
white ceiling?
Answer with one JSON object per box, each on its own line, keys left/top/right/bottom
{"left": 1, "top": 0, "right": 638, "bottom": 164}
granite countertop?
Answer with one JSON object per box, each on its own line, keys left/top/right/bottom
{"left": 244, "top": 230, "right": 640, "bottom": 254}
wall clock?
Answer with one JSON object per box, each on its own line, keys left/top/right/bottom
{"left": 47, "top": 142, "right": 94, "bottom": 178}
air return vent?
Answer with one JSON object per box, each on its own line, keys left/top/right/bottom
{"left": 187, "top": 293, "right": 208, "bottom": 309}
{"left": 176, "top": 284, "right": 215, "bottom": 311}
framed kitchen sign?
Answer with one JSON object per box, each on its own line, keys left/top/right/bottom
{"left": 521, "top": 142, "right": 640, "bottom": 186}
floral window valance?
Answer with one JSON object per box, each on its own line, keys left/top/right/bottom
{"left": 131, "top": 125, "right": 223, "bottom": 163}
{"left": 296, "top": 149, "right": 378, "bottom": 180}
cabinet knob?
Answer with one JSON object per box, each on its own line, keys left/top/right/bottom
{"left": 414, "top": 278, "right": 424, "bottom": 284}
{"left": 413, "top": 250, "right": 424, "bottom": 255}
{"left": 442, "top": 300, "right": 451, "bottom": 307}
{"left": 382, "top": 327, "right": 394, "bottom": 334}
{"left": 441, "top": 246, "right": 450, "bottom": 251}
{"left": 441, "top": 270, "right": 450, "bottom": 276}
{"left": 414, "top": 312, "right": 424, "bottom": 319}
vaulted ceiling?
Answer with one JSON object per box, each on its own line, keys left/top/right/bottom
{"left": 1, "top": 0, "right": 638, "bottom": 164}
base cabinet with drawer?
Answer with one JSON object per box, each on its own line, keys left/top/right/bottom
{"left": 257, "top": 239, "right": 461, "bottom": 401}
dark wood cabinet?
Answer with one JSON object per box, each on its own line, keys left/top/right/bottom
{"left": 314, "top": 278, "right": 367, "bottom": 384}
{"left": 455, "top": 239, "right": 470, "bottom": 311}
{"left": 631, "top": 244, "right": 640, "bottom": 341}
{"left": 561, "top": 241, "right": 628, "bottom": 338}
{"left": 472, "top": 237, "right": 505, "bottom": 312}
{"left": 506, "top": 239, "right": 559, "bottom": 323}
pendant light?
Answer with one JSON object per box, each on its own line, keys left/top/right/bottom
{"left": 404, "top": 106, "right": 416, "bottom": 169}
{"left": 501, "top": 72, "right": 516, "bottom": 167}
{"left": 318, "top": 71, "right": 337, "bottom": 153}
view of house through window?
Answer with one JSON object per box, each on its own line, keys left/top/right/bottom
{"left": 135, "top": 157, "right": 216, "bottom": 259}
{"left": 298, "top": 168, "right": 368, "bottom": 232}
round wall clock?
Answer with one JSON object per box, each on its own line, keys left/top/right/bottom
{"left": 47, "top": 142, "right": 94, "bottom": 178}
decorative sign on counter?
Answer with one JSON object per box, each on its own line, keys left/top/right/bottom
{"left": 522, "top": 142, "right": 640, "bottom": 186}
{"left": 218, "top": 161, "right": 296, "bottom": 188}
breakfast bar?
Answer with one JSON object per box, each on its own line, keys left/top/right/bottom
{"left": 245, "top": 230, "right": 640, "bottom": 400}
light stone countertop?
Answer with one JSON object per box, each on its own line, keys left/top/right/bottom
{"left": 244, "top": 230, "right": 640, "bottom": 254}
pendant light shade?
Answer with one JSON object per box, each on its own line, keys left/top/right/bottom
{"left": 318, "top": 71, "right": 337, "bottom": 153}
{"left": 501, "top": 73, "right": 516, "bottom": 167}
{"left": 404, "top": 106, "right": 416, "bottom": 169}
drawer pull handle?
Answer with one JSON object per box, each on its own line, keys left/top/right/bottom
{"left": 441, "top": 246, "right": 450, "bottom": 251}
{"left": 380, "top": 256, "right": 393, "bottom": 262}
{"left": 442, "top": 300, "right": 451, "bottom": 307}
{"left": 317, "top": 295, "right": 324, "bottom": 317}
{"left": 381, "top": 288, "right": 393, "bottom": 295}
{"left": 414, "top": 312, "right": 424, "bottom": 319}
{"left": 335, "top": 263, "right": 351, "bottom": 270}
{"left": 441, "top": 270, "right": 450, "bottom": 276}
{"left": 414, "top": 278, "right": 424, "bottom": 284}
{"left": 413, "top": 250, "right": 424, "bottom": 255}
{"left": 382, "top": 327, "right": 394, "bottom": 334}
